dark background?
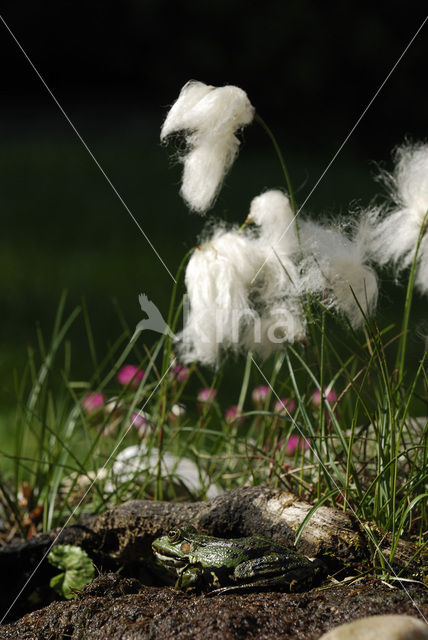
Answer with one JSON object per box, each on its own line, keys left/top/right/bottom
{"left": 2, "top": 2, "right": 426, "bottom": 151}
{"left": 0, "top": 1, "right": 427, "bottom": 410}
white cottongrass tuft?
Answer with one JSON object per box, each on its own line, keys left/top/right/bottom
{"left": 177, "top": 190, "right": 306, "bottom": 366}
{"left": 240, "top": 305, "right": 306, "bottom": 359}
{"left": 161, "top": 80, "right": 255, "bottom": 213}
{"left": 247, "top": 189, "right": 298, "bottom": 251}
{"left": 243, "top": 190, "right": 305, "bottom": 355}
{"left": 176, "top": 184, "right": 383, "bottom": 365}
{"left": 369, "top": 143, "right": 428, "bottom": 295}
{"left": 247, "top": 190, "right": 300, "bottom": 305}
{"left": 299, "top": 218, "right": 378, "bottom": 328}
{"left": 178, "top": 226, "right": 259, "bottom": 366}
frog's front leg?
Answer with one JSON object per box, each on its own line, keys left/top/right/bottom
{"left": 175, "top": 563, "right": 206, "bottom": 591}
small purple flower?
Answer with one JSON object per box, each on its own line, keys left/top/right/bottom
{"left": 129, "top": 410, "right": 152, "bottom": 438}
{"left": 284, "top": 434, "right": 309, "bottom": 456}
{"left": 130, "top": 411, "right": 150, "bottom": 429}
{"left": 171, "top": 364, "right": 190, "bottom": 383}
{"left": 274, "top": 398, "right": 296, "bottom": 415}
{"left": 117, "top": 365, "right": 145, "bottom": 389}
{"left": 225, "top": 404, "right": 244, "bottom": 424}
{"left": 197, "top": 388, "right": 217, "bottom": 403}
{"left": 82, "top": 392, "right": 106, "bottom": 415}
{"left": 251, "top": 385, "right": 270, "bottom": 406}
{"left": 312, "top": 387, "right": 337, "bottom": 409}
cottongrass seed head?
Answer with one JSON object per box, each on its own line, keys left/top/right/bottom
{"left": 177, "top": 226, "right": 259, "bottom": 367}
{"left": 177, "top": 191, "right": 307, "bottom": 366}
{"left": 161, "top": 80, "right": 255, "bottom": 214}
{"left": 299, "top": 218, "right": 378, "bottom": 328}
{"left": 369, "top": 143, "right": 428, "bottom": 294}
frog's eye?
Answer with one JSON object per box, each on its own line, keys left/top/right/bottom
{"left": 167, "top": 529, "right": 181, "bottom": 542}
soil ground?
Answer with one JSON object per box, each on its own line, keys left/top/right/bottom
{"left": 1, "top": 573, "right": 426, "bottom": 640}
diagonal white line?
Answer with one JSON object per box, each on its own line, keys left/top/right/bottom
{"left": 251, "top": 15, "right": 428, "bottom": 285}
{"left": 251, "top": 356, "right": 426, "bottom": 621}
{"left": 0, "top": 356, "right": 177, "bottom": 624}
{"left": 0, "top": 13, "right": 177, "bottom": 284}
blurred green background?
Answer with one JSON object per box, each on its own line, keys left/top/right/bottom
{"left": 0, "top": 2, "right": 427, "bottom": 416}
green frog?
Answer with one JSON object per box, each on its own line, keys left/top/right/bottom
{"left": 152, "top": 525, "right": 326, "bottom": 595}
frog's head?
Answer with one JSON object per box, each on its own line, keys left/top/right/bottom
{"left": 152, "top": 525, "right": 202, "bottom": 569}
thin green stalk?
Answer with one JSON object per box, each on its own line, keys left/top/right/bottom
{"left": 396, "top": 211, "right": 428, "bottom": 378}
{"left": 317, "top": 312, "right": 326, "bottom": 499}
{"left": 390, "top": 352, "right": 427, "bottom": 545}
{"left": 237, "top": 351, "right": 253, "bottom": 414}
{"left": 284, "top": 348, "right": 333, "bottom": 492}
{"left": 344, "top": 413, "right": 358, "bottom": 511}
{"left": 82, "top": 299, "right": 99, "bottom": 382}
{"left": 255, "top": 113, "right": 299, "bottom": 235}
{"left": 161, "top": 247, "right": 193, "bottom": 375}
{"left": 27, "top": 305, "right": 81, "bottom": 414}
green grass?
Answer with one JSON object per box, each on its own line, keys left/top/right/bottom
{"left": 0, "top": 115, "right": 426, "bottom": 584}
{"left": 0, "top": 264, "right": 426, "bottom": 579}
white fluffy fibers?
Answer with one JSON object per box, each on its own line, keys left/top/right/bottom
{"left": 299, "top": 220, "right": 378, "bottom": 328}
{"left": 241, "top": 191, "right": 306, "bottom": 357}
{"left": 177, "top": 191, "right": 309, "bottom": 366}
{"left": 369, "top": 143, "right": 428, "bottom": 267}
{"left": 177, "top": 228, "right": 258, "bottom": 367}
{"left": 247, "top": 189, "right": 298, "bottom": 253}
{"left": 246, "top": 190, "right": 300, "bottom": 303}
{"left": 369, "top": 143, "right": 428, "bottom": 295}
{"left": 180, "top": 139, "right": 235, "bottom": 214}
{"left": 161, "top": 81, "right": 255, "bottom": 213}
{"left": 241, "top": 305, "right": 306, "bottom": 359}
{"left": 250, "top": 191, "right": 300, "bottom": 295}
{"left": 415, "top": 239, "right": 428, "bottom": 295}
{"left": 393, "top": 143, "right": 428, "bottom": 224}
{"left": 160, "top": 81, "right": 214, "bottom": 137}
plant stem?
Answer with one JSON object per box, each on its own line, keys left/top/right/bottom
{"left": 396, "top": 211, "right": 428, "bottom": 378}
{"left": 255, "top": 113, "right": 300, "bottom": 240}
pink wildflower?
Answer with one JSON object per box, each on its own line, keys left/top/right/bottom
{"left": 311, "top": 387, "right": 337, "bottom": 409}
{"left": 117, "top": 364, "right": 145, "bottom": 389}
{"left": 197, "top": 388, "right": 217, "bottom": 403}
{"left": 225, "top": 404, "right": 245, "bottom": 424}
{"left": 171, "top": 364, "right": 190, "bottom": 383}
{"left": 274, "top": 398, "right": 296, "bottom": 415}
{"left": 284, "top": 434, "right": 310, "bottom": 456}
{"left": 251, "top": 385, "right": 270, "bottom": 406}
{"left": 129, "top": 411, "right": 152, "bottom": 438}
{"left": 82, "top": 392, "right": 106, "bottom": 415}
{"left": 130, "top": 411, "right": 150, "bottom": 429}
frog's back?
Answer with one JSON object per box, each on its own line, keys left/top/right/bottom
{"left": 237, "top": 535, "right": 312, "bottom": 565}
{"left": 237, "top": 535, "right": 290, "bottom": 552}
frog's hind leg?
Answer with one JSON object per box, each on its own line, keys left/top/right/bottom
{"left": 206, "top": 574, "right": 294, "bottom": 596}
{"left": 207, "top": 563, "right": 326, "bottom": 596}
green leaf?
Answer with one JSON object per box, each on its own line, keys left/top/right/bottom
{"left": 48, "top": 544, "right": 95, "bottom": 599}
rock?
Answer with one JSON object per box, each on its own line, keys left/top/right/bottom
{"left": 318, "top": 614, "right": 428, "bottom": 639}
